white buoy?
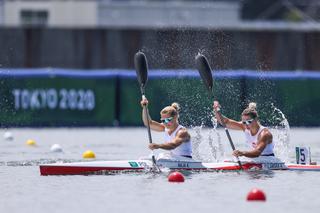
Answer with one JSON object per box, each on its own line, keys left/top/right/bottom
{"left": 3, "top": 131, "right": 14, "bottom": 141}
{"left": 50, "top": 144, "right": 63, "bottom": 152}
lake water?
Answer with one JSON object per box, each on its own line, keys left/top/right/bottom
{"left": 1, "top": 127, "right": 320, "bottom": 213}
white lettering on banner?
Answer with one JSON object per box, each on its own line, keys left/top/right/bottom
{"left": 21, "top": 90, "right": 29, "bottom": 109}
{"left": 77, "top": 90, "right": 85, "bottom": 110}
{"left": 12, "top": 89, "right": 20, "bottom": 109}
{"left": 30, "top": 90, "right": 40, "bottom": 109}
{"left": 59, "top": 89, "right": 68, "bottom": 109}
{"left": 40, "top": 90, "right": 47, "bottom": 108}
{"left": 12, "top": 88, "right": 96, "bottom": 111}
{"left": 68, "top": 89, "right": 77, "bottom": 109}
{"left": 86, "top": 90, "right": 95, "bottom": 110}
{"left": 47, "top": 89, "right": 58, "bottom": 109}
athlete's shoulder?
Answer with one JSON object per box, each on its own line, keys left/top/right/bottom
{"left": 261, "top": 127, "right": 272, "bottom": 135}
{"left": 260, "top": 128, "right": 273, "bottom": 142}
{"left": 176, "top": 127, "right": 190, "bottom": 139}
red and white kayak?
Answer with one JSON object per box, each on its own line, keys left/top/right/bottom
{"left": 39, "top": 159, "right": 320, "bottom": 175}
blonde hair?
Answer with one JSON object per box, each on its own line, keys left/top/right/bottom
{"left": 160, "top": 102, "right": 180, "bottom": 117}
{"left": 241, "top": 102, "right": 258, "bottom": 119}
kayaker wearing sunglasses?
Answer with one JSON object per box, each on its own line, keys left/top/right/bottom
{"left": 140, "top": 97, "right": 192, "bottom": 159}
{"left": 213, "top": 101, "right": 274, "bottom": 158}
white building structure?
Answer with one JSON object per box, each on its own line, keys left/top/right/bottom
{"left": 1, "top": 0, "right": 240, "bottom": 28}
{"left": 2, "top": 0, "right": 97, "bottom": 27}
{"left": 0, "top": 0, "right": 319, "bottom": 31}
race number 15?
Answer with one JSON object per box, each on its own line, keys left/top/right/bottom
{"left": 295, "top": 147, "right": 311, "bottom": 165}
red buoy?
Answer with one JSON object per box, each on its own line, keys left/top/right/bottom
{"left": 247, "top": 188, "right": 266, "bottom": 201}
{"left": 168, "top": 171, "right": 185, "bottom": 182}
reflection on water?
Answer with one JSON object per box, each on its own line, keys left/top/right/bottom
{"left": 245, "top": 170, "right": 275, "bottom": 180}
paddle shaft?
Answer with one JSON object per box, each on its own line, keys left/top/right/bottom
{"left": 140, "top": 88, "right": 158, "bottom": 167}
{"left": 214, "top": 104, "right": 243, "bottom": 169}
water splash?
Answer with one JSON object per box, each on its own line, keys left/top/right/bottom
{"left": 191, "top": 115, "right": 224, "bottom": 162}
{"left": 210, "top": 116, "right": 224, "bottom": 160}
{"left": 270, "top": 103, "right": 291, "bottom": 163}
{"left": 192, "top": 124, "right": 203, "bottom": 161}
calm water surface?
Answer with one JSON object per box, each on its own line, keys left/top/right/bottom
{"left": 1, "top": 128, "right": 320, "bottom": 213}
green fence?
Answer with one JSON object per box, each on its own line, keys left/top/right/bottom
{"left": 0, "top": 70, "right": 319, "bottom": 127}
{"left": 246, "top": 77, "right": 320, "bottom": 126}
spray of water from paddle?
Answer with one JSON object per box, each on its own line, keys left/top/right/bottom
{"left": 190, "top": 111, "right": 224, "bottom": 163}
{"left": 270, "top": 103, "right": 291, "bottom": 163}
{"left": 210, "top": 115, "right": 224, "bottom": 160}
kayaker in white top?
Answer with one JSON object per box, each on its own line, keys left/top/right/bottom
{"left": 140, "top": 98, "right": 192, "bottom": 158}
{"left": 213, "top": 101, "right": 274, "bottom": 158}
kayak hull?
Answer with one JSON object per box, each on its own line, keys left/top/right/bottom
{"left": 39, "top": 159, "right": 320, "bottom": 175}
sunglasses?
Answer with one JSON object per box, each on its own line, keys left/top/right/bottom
{"left": 160, "top": 117, "right": 174, "bottom": 124}
{"left": 242, "top": 119, "right": 254, "bottom": 125}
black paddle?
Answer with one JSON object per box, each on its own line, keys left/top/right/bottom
{"left": 134, "top": 51, "right": 161, "bottom": 172}
{"left": 195, "top": 53, "right": 243, "bottom": 170}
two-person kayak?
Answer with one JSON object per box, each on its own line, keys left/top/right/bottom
{"left": 39, "top": 157, "right": 320, "bottom": 175}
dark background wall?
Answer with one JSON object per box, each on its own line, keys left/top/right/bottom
{"left": 1, "top": 27, "right": 320, "bottom": 71}
{"left": 1, "top": 26, "right": 319, "bottom": 127}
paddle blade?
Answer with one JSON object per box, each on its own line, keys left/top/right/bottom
{"left": 195, "top": 53, "right": 213, "bottom": 93}
{"left": 134, "top": 51, "right": 148, "bottom": 87}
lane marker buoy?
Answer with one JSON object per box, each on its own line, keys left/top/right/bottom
{"left": 26, "top": 139, "right": 36, "bottom": 146}
{"left": 168, "top": 171, "right": 185, "bottom": 182}
{"left": 4, "top": 131, "right": 14, "bottom": 141}
{"left": 247, "top": 188, "right": 266, "bottom": 201}
{"left": 50, "top": 144, "right": 63, "bottom": 152}
{"left": 82, "top": 150, "right": 96, "bottom": 159}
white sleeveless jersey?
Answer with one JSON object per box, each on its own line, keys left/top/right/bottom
{"left": 164, "top": 125, "right": 192, "bottom": 157}
{"left": 244, "top": 125, "right": 274, "bottom": 156}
